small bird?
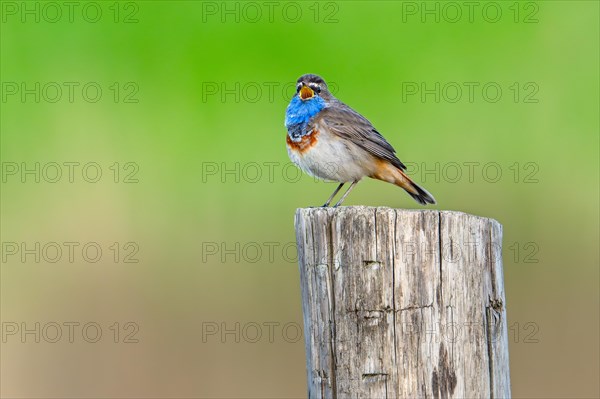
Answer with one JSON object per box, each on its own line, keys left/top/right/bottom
{"left": 285, "top": 74, "right": 436, "bottom": 207}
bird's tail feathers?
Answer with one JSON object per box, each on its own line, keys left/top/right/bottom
{"left": 402, "top": 174, "right": 436, "bottom": 205}
{"left": 371, "top": 161, "right": 436, "bottom": 205}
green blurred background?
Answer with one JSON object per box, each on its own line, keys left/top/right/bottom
{"left": 1, "top": 1, "right": 598, "bottom": 398}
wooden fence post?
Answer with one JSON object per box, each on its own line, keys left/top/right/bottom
{"left": 294, "top": 206, "right": 510, "bottom": 398}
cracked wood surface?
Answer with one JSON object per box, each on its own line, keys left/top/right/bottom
{"left": 295, "top": 207, "right": 510, "bottom": 399}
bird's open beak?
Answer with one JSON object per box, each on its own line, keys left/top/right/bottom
{"left": 299, "top": 85, "right": 314, "bottom": 100}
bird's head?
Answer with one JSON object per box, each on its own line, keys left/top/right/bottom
{"left": 295, "top": 74, "right": 331, "bottom": 102}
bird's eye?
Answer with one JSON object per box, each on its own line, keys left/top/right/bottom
{"left": 296, "top": 84, "right": 302, "bottom": 92}
{"left": 311, "top": 84, "right": 321, "bottom": 94}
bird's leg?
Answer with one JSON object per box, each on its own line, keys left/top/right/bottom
{"left": 333, "top": 180, "right": 359, "bottom": 207}
{"left": 323, "top": 183, "right": 345, "bottom": 207}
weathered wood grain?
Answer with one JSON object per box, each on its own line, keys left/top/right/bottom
{"left": 295, "top": 206, "right": 510, "bottom": 399}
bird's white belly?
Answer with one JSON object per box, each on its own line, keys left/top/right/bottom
{"left": 287, "top": 127, "right": 372, "bottom": 183}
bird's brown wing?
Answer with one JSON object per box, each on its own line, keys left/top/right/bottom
{"left": 315, "top": 103, "right": 406, "bottom": 171}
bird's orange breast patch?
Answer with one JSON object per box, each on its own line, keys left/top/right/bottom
{"left": 286, "top": 129, "right": 319, "bottom": 154}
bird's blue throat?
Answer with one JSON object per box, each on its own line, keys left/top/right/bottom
{"left": 285, "top": 95, "right": 326, "bottom": 141}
